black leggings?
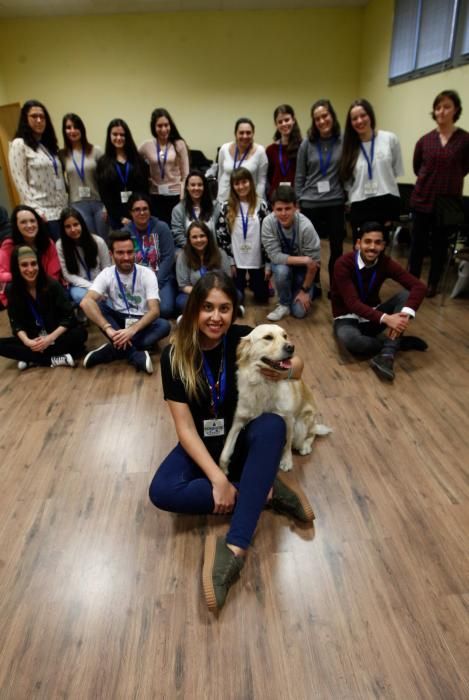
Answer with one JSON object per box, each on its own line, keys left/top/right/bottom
{"left": 350, "top": 194, "right": 401, "bottom": 243}
{"left": 301, "top": 204, "right": 345, "bottom": 283}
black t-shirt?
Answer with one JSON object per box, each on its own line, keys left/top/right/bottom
{"left": 160, "top": 324, "right": 252, "bottom": 461}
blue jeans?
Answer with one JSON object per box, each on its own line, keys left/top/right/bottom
{"left": 101, "top": 305, "right": 170, "bottom": 359}
{"left": 334, "top": 291, "right": 409, "bottom": 355}
{"left": 271, "top": 264, "right": 313, "bottom": 318}
{"left": 69, "top": 285, "right": 88, "bottom": 304}
{"left": 158, "top": 277, "right": 177, "bottom": 319}
{"left": 149, "top": 413, "right": 286, "bottom": 550}
{"left": 72, "top": 200, "right": 109, "bottom": 241}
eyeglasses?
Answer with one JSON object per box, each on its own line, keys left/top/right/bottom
{"left": 132, "top": 207, "right": 150, "bottom": 214}
{"left": 28, "top": 113, "right": 46, "bottom": 121}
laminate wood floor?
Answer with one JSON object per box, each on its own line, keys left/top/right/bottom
{"left": 0, "top": 243, "right": 468, "bottom": 699}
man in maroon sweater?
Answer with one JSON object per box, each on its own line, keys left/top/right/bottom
{"left": 331, "top": 222, "right": 427, "bottom": 381}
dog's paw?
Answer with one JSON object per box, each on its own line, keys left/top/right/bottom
{"left": 314, "top": 423, "right": 333, "bottom": 436}
{"left": 279, "top": 457, "right": 293, "bottom": 472}
{"left": 298, "top": 443, "right": 313, "bottom": 456}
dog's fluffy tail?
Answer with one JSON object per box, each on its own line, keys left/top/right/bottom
{"left": 314, "top": 423, "right": 333, "bottom": 436}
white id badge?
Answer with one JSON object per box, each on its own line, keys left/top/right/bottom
{"left": 125, "top": 317, "right": 139, "bottom": 328}
{"left": 279, "top": 181, "right": 291, "bottom": 186}
{"left": 78, "top": 186, "right": 91, "bottom": 199}
{"left": 55, "top": 177, "right": 64, "bottom": 191}
{"left": 203, "top": 418, "right": 225, "bottom": 437}
{"left": 240, "top": 243, "right": 252, "bottom": 252}
{"left": 364, "top": 181, "right": 378, "bottom": 196}
{"left": 38, "top": 329, "right": 48, "bottom": 337}
{"left": 121, "top": 190, "right": 132, "bottom": 203}
{"left": 158, "top": 184, "right": 171, "bottom": 196}
{"left": 317, "top": 179, "right": 330, "bottom": 193}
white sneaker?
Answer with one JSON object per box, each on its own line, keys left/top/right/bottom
{"left": 50, "top": 353, "right": 75, "bottom": 368}
{"left": 267, "top": 304, "right": 290, "bottom": 322}
{"left": 18, "top": 361, "right": 30, "bottom": 371}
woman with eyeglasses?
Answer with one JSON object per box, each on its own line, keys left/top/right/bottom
{"left": 9, "top": 100, "right": 67, "bottom": 241}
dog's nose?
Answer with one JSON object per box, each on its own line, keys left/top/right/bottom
{"left": 285, "top": 343, "right": 295, "bottom": 354}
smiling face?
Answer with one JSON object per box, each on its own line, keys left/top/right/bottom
{"left": 189, "top": 226, "right": 208, "bottom": 256}
{"left": 350, "top": 106, "right": 372, "bottom": 140}
{"left": 19, "top": 255, "right": 39, "bottom": 286}
{"left": 235, "top": 122, "right": 254, "bottom": 151}
{"left": 63, "top": 215, "right": 82, "bottom": 241}
{"left": 187, "top": 175, "right": 204, "bottom": 203}
{"left": 232, "top": 177, "right": 251, "bottom": 201}
{"left": 110, "top": 126, "right": 126, "bottom": 150}
{"left": 27, "top": 106, "right": 46, "bottom": 138}
{"left": 130, "top": 200, "right": 151, "bottom": 229}
{"left": 198, "top": 288, "right": 234, "bottom": 349}
{"left": 272, "top": 200, "right": 297, "bottom": 229}
{"left": 65, "top": 119, "right": 82, "bottom": 146}
{"left": 275, "top": 112, "right": 295, "bottom": 139}
{"left": 111, "top": 238, "right": 135, "bottom": 274}
{"left": 155, "top": 117, "right": 171, "bottom": 144}
{"left": 16, "top": 210, "right": 39, "bottom": 244}
{"left": 313, "top": 105, "right": 333, "bottom": 138}
{"left": 357, "top": 231, "right": 385, "bottom": 265}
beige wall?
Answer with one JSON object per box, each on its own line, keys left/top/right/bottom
{"left": 359, "top": 0, "right": 469, "bottom": 193}
{"left": 0, "top": 8, "right": 362, "bottom": 157}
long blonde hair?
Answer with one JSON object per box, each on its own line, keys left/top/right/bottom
{"left": 226, "top": 167, "right": 257, "bottom": 230}
{"left": 169, "top": 271, "right": 239, "bottom": 401}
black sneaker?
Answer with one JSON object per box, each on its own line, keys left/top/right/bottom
{"left": 400, "top": 336, "right": 428, "bottom": 352}
{"left": 370, "top": 353, "right": 395, "bottom": 381}
{"left": 83, "top": 343, "right": 115, "bottom": 369}
{"left": 129, "top": 350, "right": 153, "bottom": 374}
{"left": 202, "top": 535, "right": 245, "bottom": 611}
{"left": 270, "top": 475, "right": 315, "bottom": 522}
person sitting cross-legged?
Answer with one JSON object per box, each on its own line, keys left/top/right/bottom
{"left": 80, "top": 230, "right": 170, "bottom": 374}
{"left": 331, "top": 221, "right": 428, "bottom": 381}
{"left": 261, "top": 185, "right": 321, "bottom": 321}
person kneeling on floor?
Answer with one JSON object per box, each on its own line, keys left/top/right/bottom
{"left": 261, "top": 185, "right": 321, "bottom": 321}
{"left": 80, "top": 230, "right": 170, "bottom": 374}
{"left": 331, "top": 221, "right": 428, "bottom": 381}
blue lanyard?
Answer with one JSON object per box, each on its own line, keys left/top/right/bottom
{"left": 202, "top": 336, "right": 227, "bottom": 416}
{"left": 277, "top": 219, "right": 297, "bottom": 254}
{"left": 199, "top": 265, "right": 207, "bottom": 276}
{"left": 355, "top": 252, "right": 377, "bottom": 302}
{"left": 41, "top": 145, "right": 58, "bottom": 177}
{"left": 359, "top": 134, "right": 375, "bottom": 180}
{"left": 27, "top": 296, "right": 45, "bottom": 330}
{"left": 156, "top": 141, "right": 169, "bottom": 179}
{"left": 115, "top": 161, "right": 130, "bottom": 188}
{"left": 191, "top": 207, "right": 200, "bottom": 221}
{"left": 239, "top": 203, "right": 249, "bottom": 240}
{"left": 75, "top": 248, "right": 91, "bottom": 281}
{"left": 278, "top": 143, "right": 291, "bottom": 178}
{"left": 132, "top": 222, "right": 152, "bottom": 264}
{"left": 316, "top": 138, "right": 336, "bottom": 178}
{"left": 71, "top": 148, "right": 85, "bottom": 182}
{"left": 233, "top": 145, "right": 249, "bottom": 169}
{"left": 114, "top": 265, "right": 137, "bottom": 316}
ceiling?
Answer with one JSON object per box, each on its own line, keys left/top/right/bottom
{"left": 0, "top": 0, "right": 368, "bottom": 18}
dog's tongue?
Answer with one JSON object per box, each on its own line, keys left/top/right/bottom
{"left": 279, "top": 359, "right": 292, "bottom": 369}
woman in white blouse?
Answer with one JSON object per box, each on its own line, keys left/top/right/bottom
{"left": 9, "top": 100, "right": 67, "bottom": 241}
{"left": 339, "top": 99, "right": 403, "bottom": 242}
{"left": 59, "top": 113, "right": 108, "bottom": 241}
{"left": 216, "top": 118, "right": 268, "bottom": 203}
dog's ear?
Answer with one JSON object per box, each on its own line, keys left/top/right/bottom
{"left": 236, "top": 335, "right": 252, "bottom": 363}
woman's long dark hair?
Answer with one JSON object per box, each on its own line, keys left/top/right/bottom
{"left": 308, "top": 99, "right": 341, "bottom": 142}
{"left": 15, "top": 99, "right": 59, "bottom": 153}
{"left": 272, "top": 104, "right": 302, "bottom": 159}
{"left": 150, "top": 108, "right": 184, "bottom": 143}
{"left": 62, "top": 113, "right": 92, "bottom": 154}
{"left": 59, "top": 207, "right": 98, "bottom": 275}
{"left": 8, "top": 246, "right": 49, "bottom": 308}
{"left": 98, "top": 118, "right": 148, "bottom": 183}
{"left": 184, "top": 221, "right": 221, "bottom": 271}
{"left": 339, "top": 99, "right": 376, "bottom": 184}
{"left": 11, "top": 205, "right": 52, "bottom": 254}
{"left": 183, "top": 170, "right": 214, "bottom": 221}
{"left": 170, "top": 271, "right": 238, "bottom": 400}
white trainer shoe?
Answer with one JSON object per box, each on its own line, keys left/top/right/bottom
{"left": 267, "top": 304, "right": 290, "bottom": 322}
{"left": 50, "top": 353, "right": 75, "bottom": 368}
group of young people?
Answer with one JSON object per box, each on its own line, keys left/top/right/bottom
{"left": 1, "top": 89, "right": 467, "bottom": 612}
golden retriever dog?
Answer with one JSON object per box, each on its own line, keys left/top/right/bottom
{"left": 219, "top": 324, "right": 331, "bottom": 473}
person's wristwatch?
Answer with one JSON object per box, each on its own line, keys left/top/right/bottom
{"left": 301, "top": 285, "right": 311, "bottom": 293}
